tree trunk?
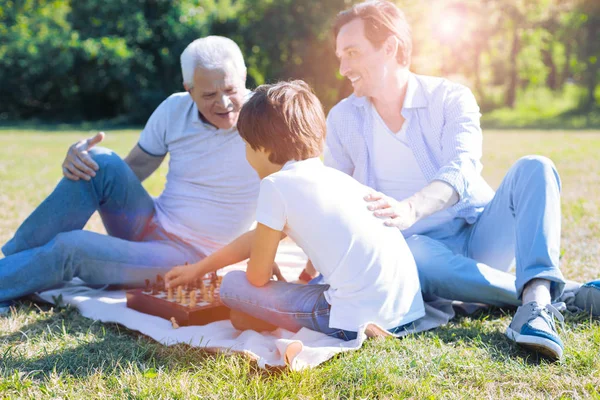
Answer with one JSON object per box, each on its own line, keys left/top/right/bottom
{"left": 583, "top": 17, "right": 599, "bottom": 110}
{"left": 505, "top": 24, "right": 520, "bottom": 108}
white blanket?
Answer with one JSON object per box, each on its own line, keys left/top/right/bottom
{"left": 37, "top": 242, "right": 462, "bottom": 370}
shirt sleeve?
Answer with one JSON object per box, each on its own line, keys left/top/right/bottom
{"left": 433, "top": 85, "right": 483, "bottom": 205}
{"left": 138, "top": 98, "right": 169, "bottom": 157}
{"left": 324, "top": 108, "right": 355, "bottom": 176}
{"left": 255, "top": 178, "right": 287, "bottom": 231}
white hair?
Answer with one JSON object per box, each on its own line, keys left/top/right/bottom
{"left": 180, "top": 36, "right": 246, "bottom": 88}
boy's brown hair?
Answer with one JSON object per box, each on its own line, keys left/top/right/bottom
{"left": 333, "top": 0, "right": 412, "bottom": 67}
{"left": 237, "top": 80, "right": 326, "bottom": 165}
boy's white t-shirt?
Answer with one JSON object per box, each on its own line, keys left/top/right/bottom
{"left": 255, "top": 157, "right": 425, "bottom": 332}
{"left": 138, "top": 92, "right": 260, "bottom": 256}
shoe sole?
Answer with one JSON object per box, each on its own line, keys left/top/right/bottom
{"left": 505, "top": 327, "right": 563, "bottom": 360}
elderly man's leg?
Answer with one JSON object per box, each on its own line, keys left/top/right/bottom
{"left": 2, "top": 147, "right": 155, "bottom": 256}
{"left": 0, "top": 230, "right": 196, "bottom": 303}
{"left": 467, "top": 155, "right": 565, "bottom": 359}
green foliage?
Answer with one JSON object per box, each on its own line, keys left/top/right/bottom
{"left": 0, "top": 0, "right": 598, "bottom": 122}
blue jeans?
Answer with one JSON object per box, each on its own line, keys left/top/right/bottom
{"left": 0, "top": 147, "right": 202, "bottom": 302}
{"left": 408, "top": 155, "right": 566, "bottom": 306}
{"left": 220, "top": 271, "right": 409, "bottom": 341}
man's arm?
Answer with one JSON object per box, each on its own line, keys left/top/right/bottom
{"left": 323, "top": 109, "right": 355, "bottom": 175}
{"left": 366, "top": 180, "right": 459, "bottom": 229}
{"left": 366, "top": 85, "right": 481, "bottom": 229}
{"left": 124, "top": 144, "right": 165, "bottom": 182}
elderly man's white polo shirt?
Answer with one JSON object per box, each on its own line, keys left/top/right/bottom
{"left": 139, "top": 92, "right": 259, "bottom": 256}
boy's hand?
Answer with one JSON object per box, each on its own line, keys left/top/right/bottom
{"left": 272, "top": 262, "right": 286, "bottom": 282}
{"left": 165, "top": 263, "right": 199, "bottom": 288}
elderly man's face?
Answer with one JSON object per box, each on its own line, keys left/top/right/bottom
{"left": 188, "top": 64, "right": 246, "bottom": 130}
{"left": 336, "top": 18, "right": 389, "bottom": 98}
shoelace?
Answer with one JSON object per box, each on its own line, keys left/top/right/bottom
{"left": 542, "top": 302, "right": 566, "bottom": 331}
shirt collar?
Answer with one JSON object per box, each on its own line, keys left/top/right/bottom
{"left": 349, "top": 72, "right": 427, "bottom": 110}
{"left": 281, "top": 157, "right": 323, "bottom": 171}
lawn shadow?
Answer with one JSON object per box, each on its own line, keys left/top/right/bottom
{"left": 0, "top": 300, "right": 279, "bottom": 382}
{"left": 429, "top": 305, "right": 566, "bottom": 366}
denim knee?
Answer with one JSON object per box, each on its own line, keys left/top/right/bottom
{"left": 88, "top": 147, "right": 128, "bottom": 173}
{"left": 220, "top": 270, "right": 248, "bottom": 298}
{"left": 44, "top": 231, "right": 83, "bottom": 280}
{"left": 512, "top": 155, "right": 561, "bottom": 192}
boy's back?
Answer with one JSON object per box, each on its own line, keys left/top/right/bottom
{"left": 256, "top": 157, "right": 425, "bottom": 331}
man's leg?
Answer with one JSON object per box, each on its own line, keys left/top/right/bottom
{"left": 407, "top": 234, "right": 521, "bottom": 307}
{"left": 467, "top": 155, "right": 565, "bottom": 359}
{"left": 467, "top": 155, "right": 564, "bottom": 300}
{"left": 2, "top": 147, "right": 155, "bottom": 256}
{"left": 220, "top": 271, "right": 357, "bottom": 340}
{"left": 0, "top": 230, "right": 196, "bottom": 302}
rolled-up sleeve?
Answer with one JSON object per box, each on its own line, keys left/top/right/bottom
{"left": 434, "top": 86, "right": 483, "bottom": 206}
{"left": 324, "top": 109, "right": 355, "bottom": 176}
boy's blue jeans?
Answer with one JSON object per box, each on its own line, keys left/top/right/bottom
{"left": 407, "top": 155, "right": 566, "bottom": 306}
{"left": 220, "top": 271, "right": 410, "bottom": 341}
{"left": 0, "top": 147, "right": 202, "bottom": 302}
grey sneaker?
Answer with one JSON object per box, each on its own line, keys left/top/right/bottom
{"left": 505, "top": 301, "right": 565, "bottom": 360}
{"left": 573, "top": 280, "right": 600, "bottom": 316}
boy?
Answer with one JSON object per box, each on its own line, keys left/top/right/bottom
{"left": 165, "top": 80, "right": 424, "bottom": 340}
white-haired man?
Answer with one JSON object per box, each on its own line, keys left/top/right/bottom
{"left": 0, "top": 36, "right": 260, "bottom": 310}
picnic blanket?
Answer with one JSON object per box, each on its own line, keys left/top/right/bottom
{"left": 36, "top": 242, "right": 464, "bottom": 370}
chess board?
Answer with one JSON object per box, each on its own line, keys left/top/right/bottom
{"left": 126, "top": 273, "right": 229, "bottom": 327}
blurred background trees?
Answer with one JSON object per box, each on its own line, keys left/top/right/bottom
{"left": 0, "top": 0, "right": 598, "bottom": 126}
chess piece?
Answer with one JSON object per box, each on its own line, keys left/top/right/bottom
{"left": 144, "top": 279, "right": 151, "bottom": 293}
{"left": 201, "top": 283, "right": 207, "bottom": 301}
{"left": 170, "top": 317, "right": 180, "bottom": 329}
{"left": 189, "top": 291, "right": 197, "bottom": 307}
{"left": 177, "top": 286, "right": 183, "bottom": 303}
{"left": 167, "top": 287, "right": 173, "bottom": 301}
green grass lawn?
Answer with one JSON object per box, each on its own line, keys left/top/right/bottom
{"left": 1, "top": 128, "right": 600, "bottom": 399}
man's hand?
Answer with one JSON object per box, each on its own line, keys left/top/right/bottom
{"left": 365, "top": 192, "right": 417, "bottom": 230}
{"left": 62, "top": 132, "right": 105, "bottom": 181}
{"left": 165, "top": 263, "right": 200, "bottom": 289}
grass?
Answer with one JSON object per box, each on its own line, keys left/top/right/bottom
{"left": 481, "top": 85, "right": 600, "bottom": 130}
{"left": 1, "top": 128, "right": 600, "bottom": 399}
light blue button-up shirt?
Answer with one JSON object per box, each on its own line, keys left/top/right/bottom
{"left": 324, "top": 73, "right": 495, "bottom": 223}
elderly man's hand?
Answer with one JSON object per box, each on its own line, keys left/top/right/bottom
{"left": 364, "top": 192, "right": 417, "bottom": 230}
{"left": 62, "top": 132, "right": 105, "bottom": 181}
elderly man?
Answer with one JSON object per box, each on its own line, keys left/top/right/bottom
{"left": 324, "top": 0, "right": 599, "bottom": 360}
{"left": 0, "top": 36, "right": 259, "bottom": 311}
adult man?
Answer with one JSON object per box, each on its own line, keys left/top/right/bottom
{"left": 0, "top": 36, "right": 260, "bottom": 311}
{"left": 325, "top": 0, "right": 599, "bottom": 360}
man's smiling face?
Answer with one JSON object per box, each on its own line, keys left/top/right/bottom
{"left": 187, "top": 64, "right": 246, "bottom": 129}
{"left": 336, "top": 18, "right": 389, "bottom": 98}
